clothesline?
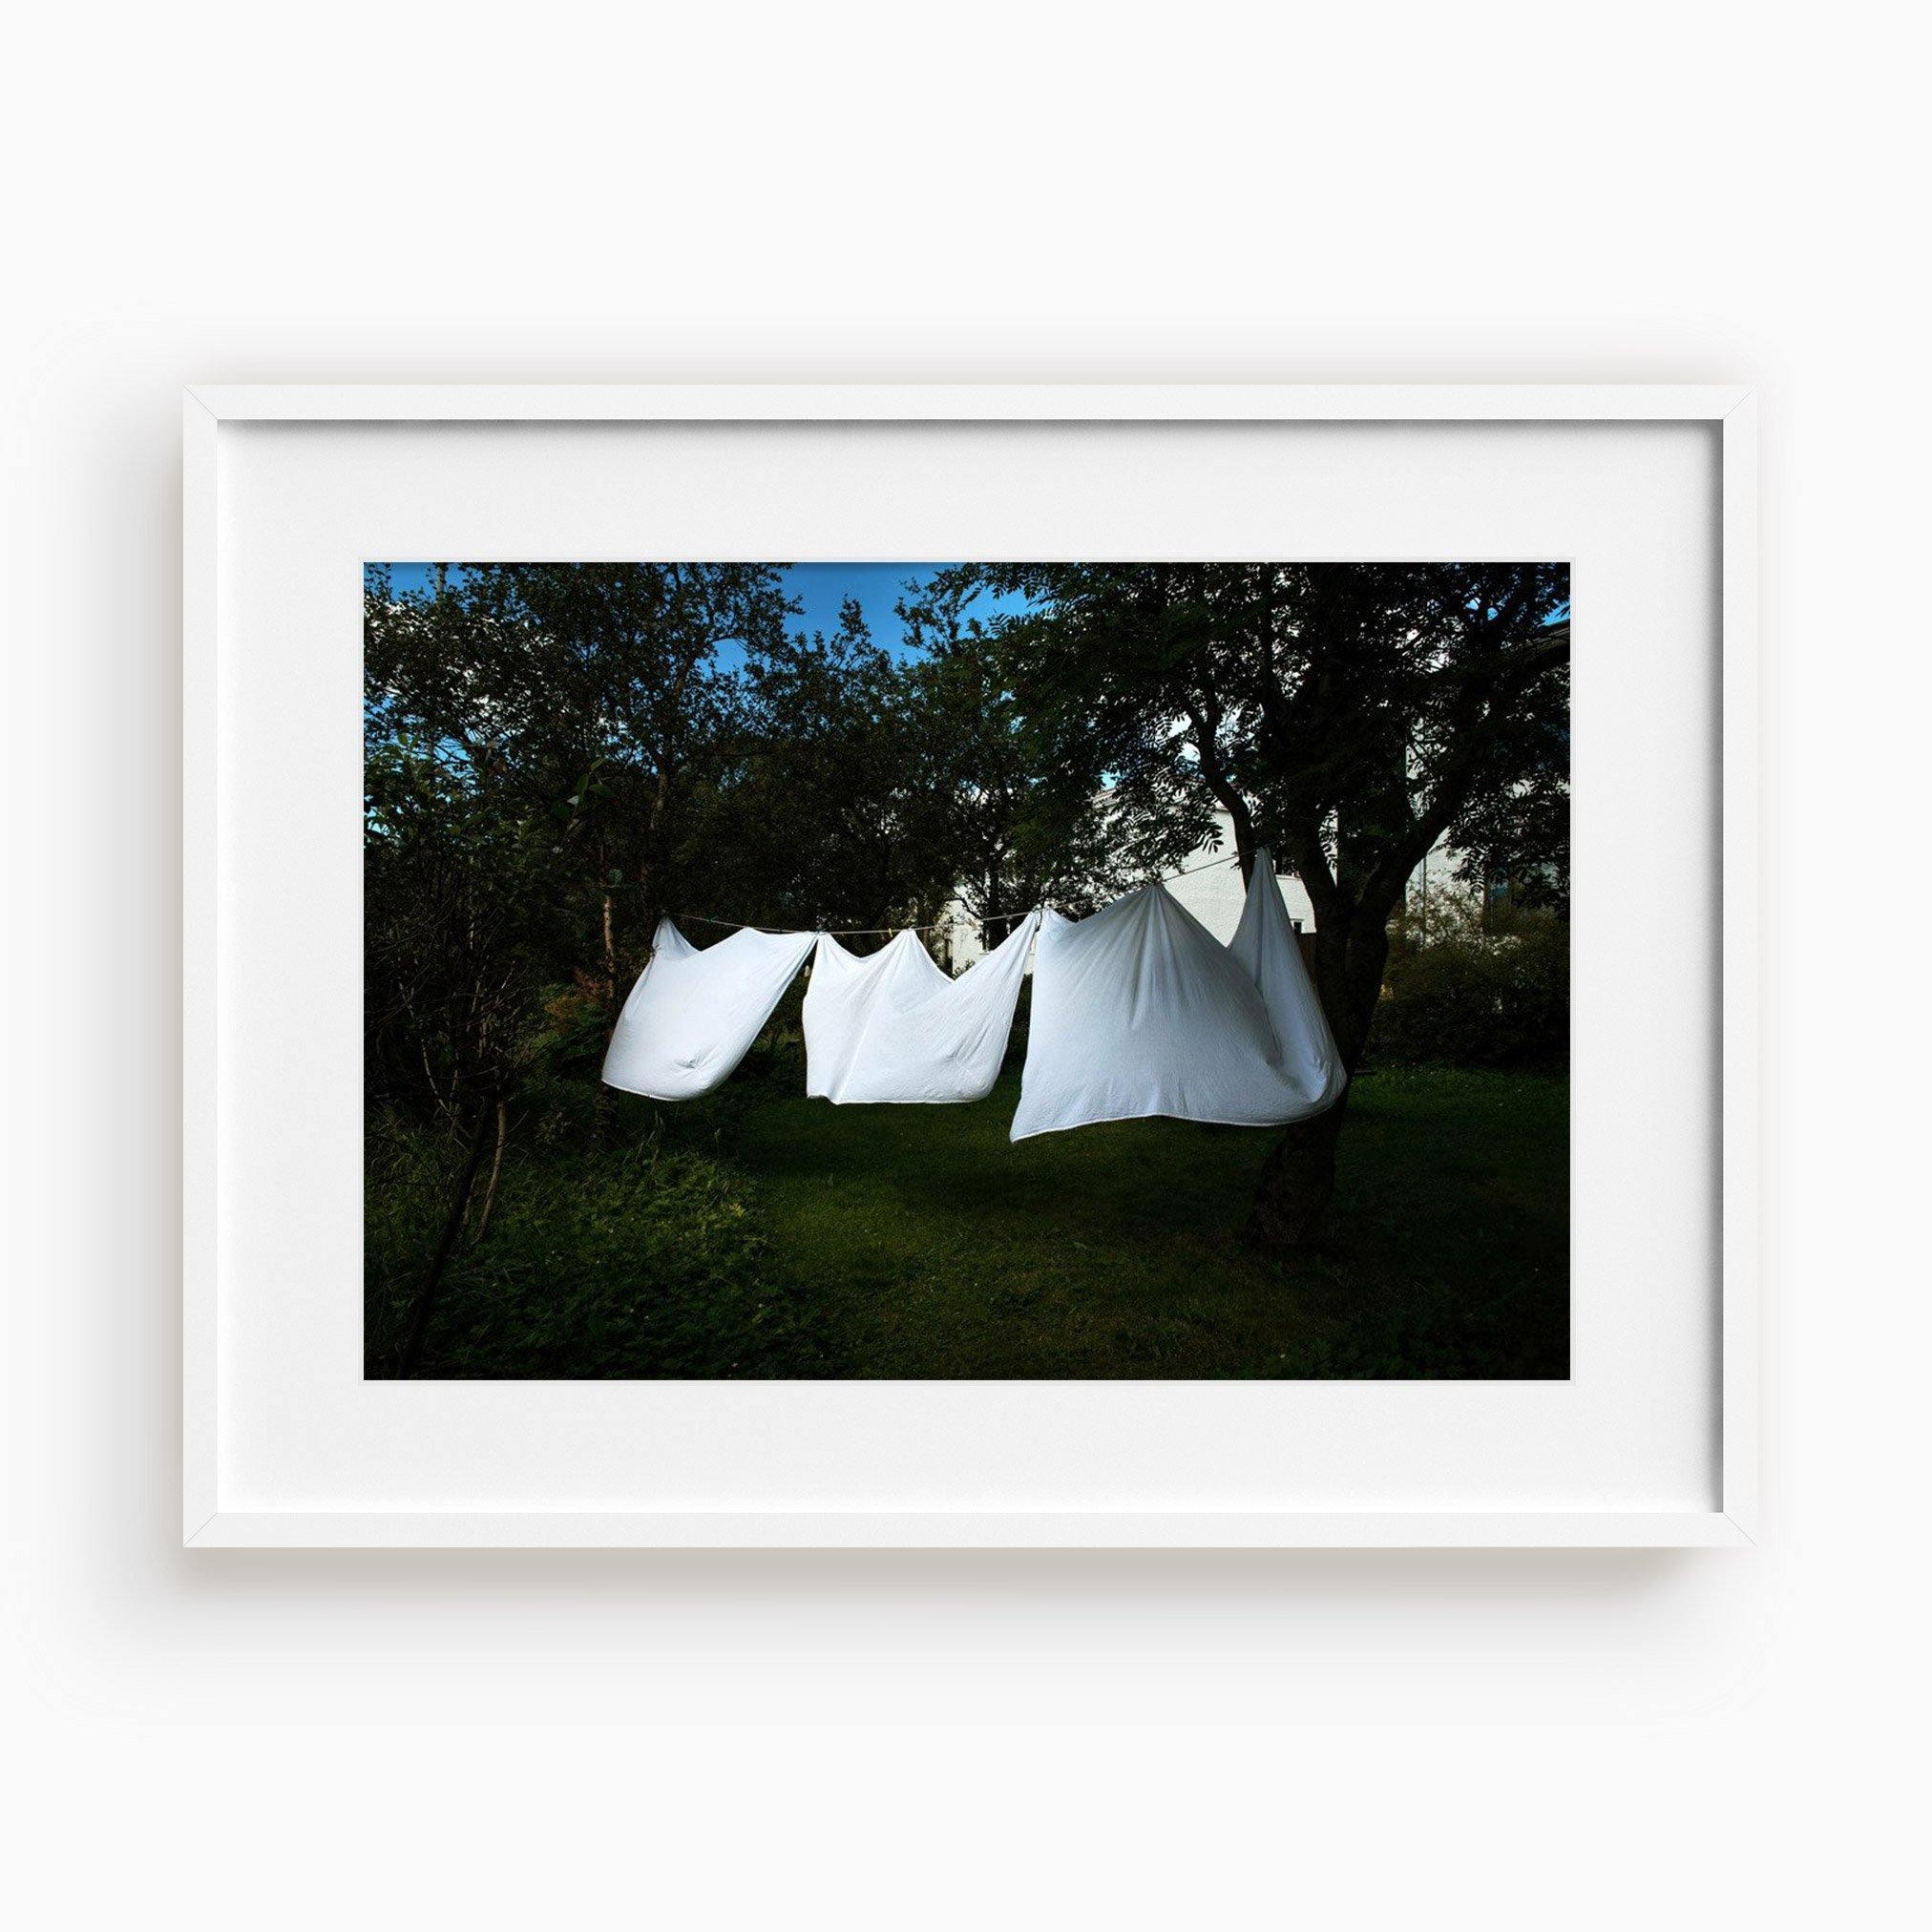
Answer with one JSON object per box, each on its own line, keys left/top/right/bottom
{"left": 683, "top": 912, "right": 956, "bottom": 936}
{"left": 672, "top": 850, "right": 1246, "bottom": 938}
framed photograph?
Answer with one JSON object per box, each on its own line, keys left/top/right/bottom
{"left": 184, "top": 383, "right": 1756, "bottom": 1546}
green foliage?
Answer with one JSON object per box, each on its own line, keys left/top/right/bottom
{"left": 1371, "top": 889, "right": 1569, "bottom": 1070}
{"left": 687, "top": 594, "right": 972, "bottom": 930}
{"left": 367, "top": 1109, "right": 837, "bottom": 1379}
{"left": 367, "top": 560, "right": 794, "bottom": 1004}
{"left": 363, "top": 733, "right": 558, "bottom": 1112}
{"left": 898, "top": 576, "right": 1131, "bottom": 920}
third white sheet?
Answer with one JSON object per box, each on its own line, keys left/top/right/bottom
{"left": 1010, "top": 854, "right": 1345, "bottom": 1139}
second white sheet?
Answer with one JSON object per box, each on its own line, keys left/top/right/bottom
{"left": 805, "top": 910, "right": 1042, "bottom": 1104}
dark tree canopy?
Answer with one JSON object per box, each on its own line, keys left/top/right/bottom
{"left": 367, "top": 558, "right": 1567, "bottom": 1259}
{"left": 904, "top": 561, "right": 1570, "bottom": 1063}
{"left": 898, "top": 575, "right": 1130, "bottom": 928}
{"left": 695, "top": 596, "right": 958, "bottom": 934}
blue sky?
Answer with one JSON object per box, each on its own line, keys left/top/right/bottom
{"left": 373, "top": 561, "right": 1030, "bottom": 660}
{"left": 785, "top": 562, "right": 940, "bottom": 648}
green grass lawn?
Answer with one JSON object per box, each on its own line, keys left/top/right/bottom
{"left": 367, "top": 1060, "right": 1568, "bottom": 1380}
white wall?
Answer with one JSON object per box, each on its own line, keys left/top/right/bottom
{"left": 1164, "top": 847, "right": 1258, "bottom": 940}
{"left": 1163, "top": 830, "right": 1318, "bottom": 944}
{"left": 3, "top": 5, "right": 1923, "bottom": 1928}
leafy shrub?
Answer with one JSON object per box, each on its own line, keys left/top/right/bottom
{"left": 1369, "top": 892, "right": 1567, "bottom": 1070}
{"left": 367, "top": 1124, "right": 842, "bottom": 1378}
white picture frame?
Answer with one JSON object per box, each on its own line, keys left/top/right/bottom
{"left": 184, "top": 383, "right": 1757, "bottom": 1549}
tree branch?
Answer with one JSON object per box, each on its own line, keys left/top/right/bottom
{"left": 1184, "top": 693, "right": 1257, "bottom": 883}
{"left": 1357, "top": 620, "right": 1571, "bottom": 916}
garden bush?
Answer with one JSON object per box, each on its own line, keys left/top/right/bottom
{"left": 367, "top": 1116, "right": 840, "bottom": 1378}
{"left": 1369, "top": 893, "right": 1567, "bottom": 1070}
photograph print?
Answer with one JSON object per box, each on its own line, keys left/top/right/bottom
{"left": 365, "top": 560, "right": 1570, "bottom": 1381}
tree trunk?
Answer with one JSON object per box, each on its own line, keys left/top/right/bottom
{"left": 1244, "top": 1091, "right": 1350, "bottom": 1252}
{"left": 397, "top": 1096, "right": 495, "bottom": 1376}
{"left": 1245, "top": 911, "right": 1388, "bottom": 1252}
{"left": 468, "top": 1097, "right": 508, "bottom": 1247}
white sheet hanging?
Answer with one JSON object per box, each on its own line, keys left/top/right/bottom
{"left": 1228, "top": 849, "right": 1349, "bottom": 1112}
{"left": 601, "top": 919, "right": 816, "bottom": 1101}
{"left": 805, "top": 909, "right": 1042, "bottom": 1104}
{"left": 1009, "top": 856, "right": 1344, "bottom": 1140}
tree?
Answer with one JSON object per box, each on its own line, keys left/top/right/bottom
{"left": 1439, "top": 699, "right": 1570, "bottom": 916}
{"left": 698, "top": 596, "right": 958, "bottom": 933}
{"left": 367, "top": 561, "right": 793, "bottom": 1005}
{"left": 364, "top": 716, "right": 558, "bottom": 1374}
{"left": 365, "top": 561, "right": 797, "bottom": 1369}
{"left": 899, "top": 575, "right": 1124, "bottom": 940}
{"left": 926, "top": 561, "right": 1571, "bottom": 1250}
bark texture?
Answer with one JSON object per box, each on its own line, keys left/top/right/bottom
{"left": 1244, "top": 1092, "right": 1350, "bottom": 1251}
